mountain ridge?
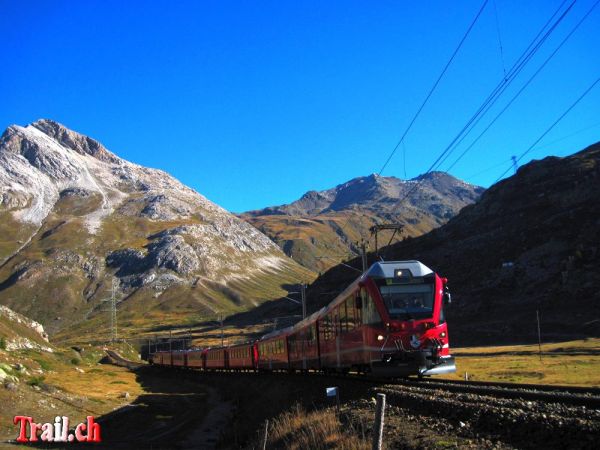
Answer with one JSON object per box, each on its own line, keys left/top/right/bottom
{"left": 0, "top": 119, "right": 312, "bottom": 338}
{"left": 241, "top": 171, "right": 484, "bottom": 272}
{"left": 304, "top": 141, "right": 600, "bottom": 345}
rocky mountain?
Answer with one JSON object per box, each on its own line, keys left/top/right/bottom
{"left": 0, "top": 120, "right": 312, "bottom": 338}
{"left": 241, "top": 172, "right": 484, "bottom": 272}
{"left": 304, "top": 141, "right": 600, "bottom": 345}
{"left": 0, "top": 305, "right": 52, "bottom": 353}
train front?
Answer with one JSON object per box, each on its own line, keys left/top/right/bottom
{"left": 362, "top": 261, "right": 456, "bottom": 377}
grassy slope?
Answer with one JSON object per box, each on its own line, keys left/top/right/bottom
{"left": 442, "top": 338, "right": 600, "bottom": 386}
{"left": 0, "top": 323, "right": 143, "bottom": 445}
{"left": 0, "top": 193, "right": 314, "bottom": 343}
{"left": 244, "top": 211, "right": 437, "bottom": 273}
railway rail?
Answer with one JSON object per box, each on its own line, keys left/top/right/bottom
{"left": 107, "top": 349, "right": 600, "bottom": 409}
{"left": 107, "top": 350, "right": 600, "bottom": 448}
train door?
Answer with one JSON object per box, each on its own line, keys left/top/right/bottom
{"left": 361, "top": 286, "right": 385, "bottom": 368}
{"left": 340, "top": 293, "right": 363, "bottom": 368}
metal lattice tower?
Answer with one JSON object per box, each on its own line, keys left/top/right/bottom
{"left": 102, "top": 278, "right": 118, "bottom": 342}
{"left": 110, "top": 278, "right": 118, "bottom": 342}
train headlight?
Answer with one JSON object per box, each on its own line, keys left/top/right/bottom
{"left": 440, "top": 331, "right": 447, "bottom": 338}
{"left": 377, "top": 335, "right": 385, "bottom": 341}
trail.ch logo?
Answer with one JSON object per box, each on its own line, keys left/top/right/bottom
{"left": 13, "top": 416, "right": 101, "bottom": 443}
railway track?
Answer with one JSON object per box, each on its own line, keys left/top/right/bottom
{"left": 384, "top": 376, "right": 600, "bottom": 408}
{"left": 105, "top": 349, "right": 600, "bottom": 409}
{"left": 107, "top": 351, "right": 600, "bottom": 448}
{"left": 104, "top": 350, "right": 145, "bottom": 370}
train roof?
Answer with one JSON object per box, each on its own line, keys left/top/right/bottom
{"left": 363, "top": 260, "right": 433, "bottom": 279}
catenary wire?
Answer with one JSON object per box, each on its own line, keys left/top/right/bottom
{"left": 495, "top": 74, "right": 600, "bottom": 182}
{"left": 376, "top": 0, "right": 490, "bottom": 176}
{"left": 444, "top": 0, "right": 600, "bottom": 174}
{"left": 388, "top": 0, "right": 576, "bottom": 211}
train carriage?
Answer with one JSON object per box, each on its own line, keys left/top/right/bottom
{"left": 228, "top": 343, "right": 255, "bottom": 370}
{"left": 317, "top": 287, "right": 365, "bottom": 372}
{"left": 171, "top": 350, "right": 187, "bottom": 367}
{"left": 205, "top": 347, "right": 227, "bottom": 370}
{"left": 287, "top": 310, "right": 321, "bottom": 371}
{"left": 257, "top": 330, "right": 289, "bottom": 371}
{"left": 151, "top": 350, "right": 172, "bottom": 366}
{"left": 186, "top": 348, "right": 204, "bottom": 369}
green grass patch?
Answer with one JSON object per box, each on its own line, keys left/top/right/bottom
{"left": 27, "top": 375, "right": 46, "bottom": 387}
{"left": 33, "top": 357, "right": 53, "bottom": 371}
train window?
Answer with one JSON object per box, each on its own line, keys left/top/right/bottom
{"left": 439, "top": 302, "right": 446, "bottom": 324}
{"left": 362, "top": 288, "right": 383, "bottom": 326}
{"left": 328, "top": 314, "right": 335, "bottom": 340}
{"left": 339, "top": 302, "right": 348, "bottom": 333}
{"left": 345, "top": 296, "right": 355, "bottom": 330}
{"left": 378, "top": 281, "right": 434, "bottom": 320}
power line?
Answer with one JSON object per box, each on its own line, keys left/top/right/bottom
{"left": 463, "top": 119, "right": 600, "bottom": 182}
{"left": 432, "top": 0, "right": 576, "bottom": 172}
{"left": 492, "top": 0, "right": 507, "bottom": 78}
{"left": 495, "top": 74, "right": 600, "bottom": 182}
{"left": 444, "top": 0, "right": 600, "bottom": 174}
{"left": 328, "top": 0, "right": 490, "bottom": 264}
{"left": 377, "top": 0, "right": 490, "bottom": 176}
{"left": 389, "top": 0, "right": 576, "bottom": 210}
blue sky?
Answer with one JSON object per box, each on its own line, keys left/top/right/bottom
{"left": 2, "top": 0, "right": 599, "bottom": 212}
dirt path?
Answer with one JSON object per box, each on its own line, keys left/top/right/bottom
{"left": 184, "top": 387, "right": 233, "bottom": 449}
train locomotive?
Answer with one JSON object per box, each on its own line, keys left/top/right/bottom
{"left": 149, "top": 260, "right": 456, "bottom": 377}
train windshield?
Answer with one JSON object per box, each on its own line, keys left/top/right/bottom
{"left": 377, "top": 280, "right": 434, "bottom": 320}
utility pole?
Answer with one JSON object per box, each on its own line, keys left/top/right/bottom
{"left": 300, "top": 283, "right": 307, "bottom": 320}
{"left": 219, "top": 314, "right": 224, "bottom": 347}
{"left": 536, "top": 310, "right": 542, "bottom": 362}
{"left": 369, "top": 224, "right": 404, "bottom": 258}
{"left": 360, "top": 239, "right": 368, "bottom": 273}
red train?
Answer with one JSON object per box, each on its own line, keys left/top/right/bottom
{"left": 149, "top": 261, "right": 456, "bottom": 377}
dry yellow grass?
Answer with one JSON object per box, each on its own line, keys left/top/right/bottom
{"left": 0, "top": 346, "right": 143, "bottom": 443}
{"left": 440, "top": 338, "right": 600, "bottom": 386}
{"left": 267, "top": 405, "right": 370, "bottom": 450}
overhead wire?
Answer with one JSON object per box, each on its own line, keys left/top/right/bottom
{"left": 463, "top": 119, "right": 600, "bottom": 182}
{"left": 495, "top": 74, "right": 600, "bottom": 182}
{"left": 376, "top": 0, "right": 490, "bottom": 176}
{"left": 329, "top": 0, "right": 491, "bottom": 259}
{"left": 431, "top": 0, "right": 576, "bottom": 172}
{"left": 388, "top": 0, "right": 576, "bottom": 210}
{"left": 444, "top": 0, "right": 600, "bottom": 174}
{"left": 492, "top": 0, "right": 507, "bottom": 78}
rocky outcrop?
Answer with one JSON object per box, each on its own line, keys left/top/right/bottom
{"left": 0, "top": 305, "right": 52, "bottom": 352}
